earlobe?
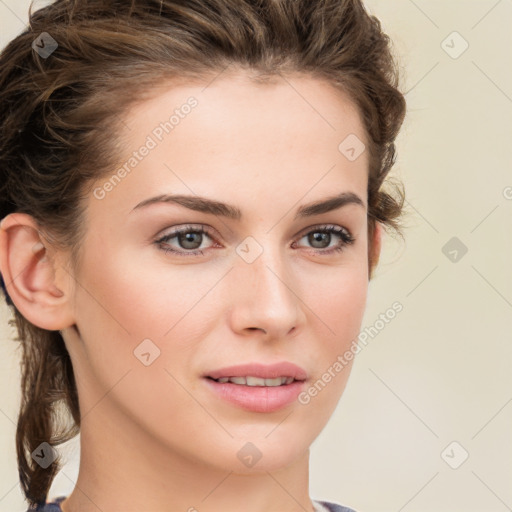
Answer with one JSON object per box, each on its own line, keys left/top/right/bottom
{"left": 0, "top": 213, "right": 75, "bottom": 330}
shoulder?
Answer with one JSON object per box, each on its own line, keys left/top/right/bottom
{"left": 28, "top": 496, "right": 66, "bottom": 511}
{"left": 31, "top": 497, "right": 356, "bottom": 512}
{"left": 314, "top": 499, "right": 358, "bottom": 512}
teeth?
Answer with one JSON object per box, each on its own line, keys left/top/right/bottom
{"left": 214, "top": 376, "right": 295, "bottom": 386}
{"left": 229, "top": 376, "right": 247, "bottom": 385}
{"left": 245, "top": 376, "right": 266, "bottom": 386}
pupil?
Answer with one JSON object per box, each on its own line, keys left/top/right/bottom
{"left": 179, "top": 232, "right": 202, "bottom": 249}
{"left": 310, "top": 232, "right": 330, "bottom": 248}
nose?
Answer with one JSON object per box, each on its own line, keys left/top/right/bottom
{"left": 228, "top": 244, "right": 306, "bottom": 340}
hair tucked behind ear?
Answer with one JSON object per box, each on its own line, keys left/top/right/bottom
{"left": 0, "top": 0, "right": 406, "bottom": 507}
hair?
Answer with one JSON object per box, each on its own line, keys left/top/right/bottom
{"left": 0, "top": 0, "right": 407, "bottom": 508}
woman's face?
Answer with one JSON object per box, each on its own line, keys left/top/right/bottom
{"left": 64, "top": 72, "right": 376, "bottom": 473}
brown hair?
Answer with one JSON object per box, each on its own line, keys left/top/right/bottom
{"left": 0, "top": 0, "right": 407, "bottom": 508}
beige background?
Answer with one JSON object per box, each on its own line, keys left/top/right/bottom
{"left": 1, "top": 1, "right": 511, "bottom": 511}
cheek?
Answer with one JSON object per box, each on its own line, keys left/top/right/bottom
{"left": 71, "top": 244, "right": 229, "bottom": 392}
{"left": 304, "top": 260, "right": 369, "bottom": 345}
{"left": 70, "top": 245, "right": 213, "bottom": 423}
{"left": 74, "top": 244, "right": 215, "bottom": 339}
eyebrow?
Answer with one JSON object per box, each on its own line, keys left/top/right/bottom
{"left": 131, "top": 191, "right": 366, "bottom": 220}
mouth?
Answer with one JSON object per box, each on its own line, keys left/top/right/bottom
{"left": 204, "top": 361, "right": 308, "bottom": 382}
{"left": 203, "top": 362, "right": 308, "bottom": 413}
{"left": 206, "top": 375, "right": 299, "bottom": 386}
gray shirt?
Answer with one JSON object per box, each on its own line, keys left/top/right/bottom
{"left": 31, "top": 495, "right": 357, "bottom": 511}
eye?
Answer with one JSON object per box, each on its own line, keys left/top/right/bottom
{"left": 154, "top": 223, "right": 356, "bottom": 258}
{"left": 155, "top": 225, "right": 217, "bottom": 257}
{"left": 294, "top": 224, "right": 355, "bottom": 254}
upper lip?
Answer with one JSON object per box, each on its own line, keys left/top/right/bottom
{"left": 205, "top": 362, "right": 308, "bottom": 381}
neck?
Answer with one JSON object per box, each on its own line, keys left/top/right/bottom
{"left": 60, "top": 399, "right": 315, "bottom": 512}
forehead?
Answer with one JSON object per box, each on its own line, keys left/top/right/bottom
{"left": 92, "top": 72, "right": 369, "bottom": 216}
{"left": 123, "top": 71, "right": 366, "bottom": 148}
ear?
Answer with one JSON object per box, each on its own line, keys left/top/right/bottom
{"left": 0, "top": 213, "right": 75, "bottom": 330}
{"left": 368, "top": 221, "right": 383, "bottom": 279}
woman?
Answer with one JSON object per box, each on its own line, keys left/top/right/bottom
{"left": 0, "top": 0, "right": 406, "bottom": 510}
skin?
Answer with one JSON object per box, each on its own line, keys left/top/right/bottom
{"left": 0, "top": 71, "right": 381, "bottom": 512}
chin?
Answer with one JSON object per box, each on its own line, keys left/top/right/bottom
{"left": 217, "top": 436, "right": 310, "bottom": 474}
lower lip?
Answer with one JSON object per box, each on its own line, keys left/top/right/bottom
{"left": 203, "top": 378, "right": 305, "bottom": 413}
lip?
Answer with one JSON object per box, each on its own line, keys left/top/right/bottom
{"left": 204, "top": 362, "right": 308, "bottom": 381}
{"left": 203, "top": 362, "right": 308, "bottom": 413}
{"left": 204, "top": 378, "right": 306, "bottom": 413}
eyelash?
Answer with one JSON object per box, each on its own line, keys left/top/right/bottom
{"left": 155, "top": 224, "right": 356, "bottom": 257}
